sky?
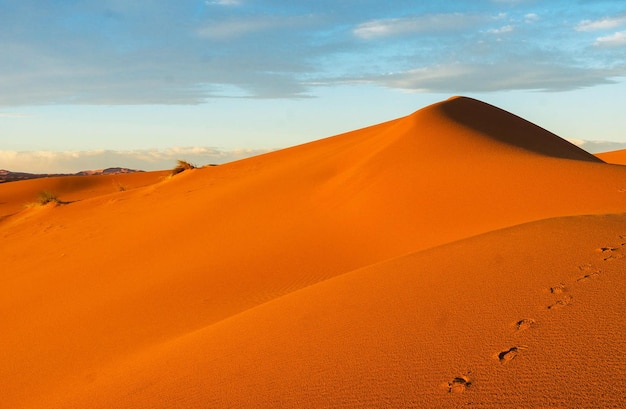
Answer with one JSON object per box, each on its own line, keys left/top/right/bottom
{"left": 1, "top": 0, "right": 626, "bottom": 173}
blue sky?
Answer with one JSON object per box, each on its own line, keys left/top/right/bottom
{"left": 1, "top": 0, "right": 626, "bottom": 172}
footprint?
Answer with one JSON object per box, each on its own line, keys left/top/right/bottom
{"left": 578, "top": 264, "right": 599, "bottom": 271}
{"left": 547, "top": 295, "right": 573, "bottom": 310}
{"left": 598, "top": 246, "right": 624, "bottom": 261}
{"left": 549, "top": 283, "right": 566, "bottom": 294}
{"left": 604, "top": 254, "right": 623, "bottom": 261}
{"left": 446, "top": 374, "right": 472, "bottom": 393}
{"left": 514, "top": 318, "right": 536, "bottom": 332}
{"left": 497, "top": 346, "right": 526, "bottom": 365}
{"left": 599, "top": 246, "right": 619, "bottom": 252}
{"left": 576, "top": 272, "right": 599, "bottom": 282}
{"left": 604, "top": 254, "right": 624, "bottom": 261}
{"left": 576, "top": 265, "right": 600, "bottom": 282}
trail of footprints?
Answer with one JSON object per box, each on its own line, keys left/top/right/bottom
{"left": 446, "top": 234, "right": 625, "bottom": 393}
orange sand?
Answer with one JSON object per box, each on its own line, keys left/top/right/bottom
{"left": 1, "top": 97, "right": 625, "bottom": 408}
{"left": 597, "top": 148, "right": 626, "bottom": 165}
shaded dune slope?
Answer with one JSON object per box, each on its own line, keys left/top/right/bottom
{"left": 439, "top": 96, "right": 603, "bottom": 162}
{"left": 1, "top": 97, "right": 625, "bottom": 408}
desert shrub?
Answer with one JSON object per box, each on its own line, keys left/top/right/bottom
{"left": 170, "top": 160, "right": 196, "bottom": 176}
{"left": 36, "top": 191, "right": 61, "bottom": 205}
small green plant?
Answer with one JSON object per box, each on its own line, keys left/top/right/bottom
{"left": 36, "top": 191, "right": 61, "bottom": 205}
{"left": 170, "top": 160, "right": 196, "bottom": 176}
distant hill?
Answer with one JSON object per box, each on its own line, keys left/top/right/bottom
{"left": 0, "top": 167, "right": 143, "bottom": 183}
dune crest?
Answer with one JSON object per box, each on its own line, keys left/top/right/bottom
{"left": 417, "top": 96, "right": 603, "bottom": 161}
{"left": 1, "top": 97, "right": 625, "bottom": 408}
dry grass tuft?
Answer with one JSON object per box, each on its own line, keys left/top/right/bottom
{"left": 26, "top": 191, "right": 64, "bottom": 207}
{"left": 37, "top": 191, "right": 61, "bottom": 205}
{"left": 171, "top": 160, "right": 197, "bottom": 176}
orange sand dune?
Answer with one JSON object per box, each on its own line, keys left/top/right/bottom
{"left": 46, "top": 214, "right": 626, "bottom": 408}
{"left": 1, "top": 97, "right": 625, "bottom": 408}
{"left": 0, "top": 170, "right": 169, "bottom": 219}
{"left": 596, "top": 148, "right": 626, "bottom": 165}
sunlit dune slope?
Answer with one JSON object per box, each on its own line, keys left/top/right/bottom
{"left": 0, "top": 170, "right": 169, "bottom": 218}
{"left": 596, "top": 148, "right": 626, "bottom": 165}
{"left": 49, "top": 214, "right": 626, "bottom": 409}
{"left": 1, "top": 97, "right": 625, "bottom": 408}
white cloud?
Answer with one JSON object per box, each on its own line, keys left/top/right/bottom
{"left": 197, "top": 15, "right": 316, "bottom": 40}
{"left": 353, "top": 13, "right": 487, "bottom": 39}
{"left": 594, "top": 31, "right": 626, "bottom": 48}
{"left": 488, "top": 25, "right": 514, "bottom": 34}
{"left": 197, "top": 19, "right": 275, "bottom": 39}
{"left": 576, "top": 16, "right": 626, "bottom": 32}
{"left": 0, "top": 148, "right": 270, "bottom": 174}
{"left": 491, "top": 0, "right": 528, "bottom": 3}
{"left": 354, "top": 61, "right": 621, "bottom": 93}
{"left": 0, "top": 113, "right": 32, "bottom": 118}
{"left": 567, "top": 139, "right": 626, "bottom": 154}
{"left": 0, "top": 4, "right": 318, "bottom": 104}
{"left": 524, "top": 13, "right": 538, "bottom": 23}
{"left": 1, "top": 2, "right": 625, "bottom": 106}
{"left": 205, "top": 0, "right": 240, "bottom": 5}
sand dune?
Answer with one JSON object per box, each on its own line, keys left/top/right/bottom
{"left": 0, "top": 170, "right": 169, "bottom": 219}
{"left": 1, "top": 97, "right": 625, "bottom": 408}
{"left": 596, "top": 148, "right": 626, "bottom": 165}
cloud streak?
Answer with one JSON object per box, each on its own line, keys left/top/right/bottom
{"left": 2, "top": 140, "right": 622, "bottom": 175}
{"left": 0, "top": 113, "right": 32, "bottom": 118}
{"left": 206, "top": 0, "right": 241, "bottom": 6}
{"left": 0, "top": 148, "right": 270, "bottom": 174}
{"left": 594, "top": 31, "right": 626, "bottom": 47}
{"left": 488, "top": 25, "right": 514, "bottom": 34}
{"left": 353, "top": 13, "right": 488, "bottom": 39}
{"left": 350, "top": 61, "right": 622, "bottom": 93}
{"left": 1, "top": 1, "right": 626, "bottom": 106}
{"left": 576, "top": 15, "right": 626, "bottom": 32}
{"left": 196, "top": 15, "right": 317, "bottom": 40}
{"left": 567, "top": 139, "right": 626, "bottom": 154}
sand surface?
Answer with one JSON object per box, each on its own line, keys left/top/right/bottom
{"left": 1, "top": 97, "right": 625, "bottom": 408}
{"left": 597, "top": 148, "right": 626, "bottom": 165}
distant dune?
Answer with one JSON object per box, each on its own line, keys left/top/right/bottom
{"left": 596, "top": 148, "right": 626, "bottom": 165}
{"left": 1, "top": 97, "right": 624, "bottom": 408}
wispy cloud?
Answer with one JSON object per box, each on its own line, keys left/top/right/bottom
{"left": 488, "top": 25, "right": 515, "bottom": 34}
{"left": 196, "top": 15, "right": 315, "bottom": 40}
{"left": 0, "top": 148, "right": 270, "bottom": 174}
{"left": 524, "top": 13, "right": 539, "bottom": 23}
{"left": 4, "top": 142, "right": 622, "bottom": 174}
{"left": 567, "top": 139, "right": 626, "bottom": 154}
{"left": 205, "top": 0, "right": 241, "bottom": 6}
{"left": 594, "top": 31, "right": 626, "bottom": 48}
{"left": 0, "top": 113, "right": 32, "bottom": 118}
{"left": 1, "top": 1, "right": 626, "bottom": 106}
{"left": 196, "top": 19, "right": 276, "bottom": 39}
{"left": 353, "top": 61, "right": 621, "bottom": 93}
{"left": 576, "top": 15, "right": 626, "bottom": 32}
{"left": 490, "top": 0, "right": 529, "bottom": 4}
{"left": 353, "top": 13, "right": 488, "bottom": 39}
